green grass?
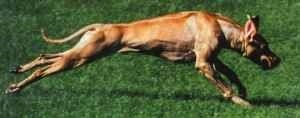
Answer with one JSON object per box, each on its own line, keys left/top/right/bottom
{"left": 1, "top": 0, "right": 300, "bottom": 117}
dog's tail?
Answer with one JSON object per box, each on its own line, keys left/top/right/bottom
{"left": 41, "top": 24, "right": 104, "bottom": 44}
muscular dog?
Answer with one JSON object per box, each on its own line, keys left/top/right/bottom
{"left": 6, "top": 11, "right": 280, "bottom": 106}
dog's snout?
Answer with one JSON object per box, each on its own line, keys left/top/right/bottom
{"left": 272, "top": 56, "right": 281, "bottom": 67}
{"left": 265, "top": 55, "right": 280, "bottom": 69}
{"left": 259, "top": 54, "right": 281, "bottom": 70}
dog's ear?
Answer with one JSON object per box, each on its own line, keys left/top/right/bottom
{"left": 245, "top": 15, "right": 258, "bottom": 40}
{"left": 250, "top": 15, "right": 260, "bottom": 29}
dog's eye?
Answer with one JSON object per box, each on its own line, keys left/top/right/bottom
{"left": 253, "top": 39, "right": 259, "bottom": 44}
{"left": 253, "top": 40, "right": 263, "bottom": 46}
{"left": 260, "top": 44, "right": 267, "bottom": 49}
{"left": 249, "top": 40, "right": 259, "bottom": 46}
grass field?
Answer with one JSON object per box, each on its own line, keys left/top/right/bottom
{"left": 1, "top": 0, "right": 300, "bottom": 117}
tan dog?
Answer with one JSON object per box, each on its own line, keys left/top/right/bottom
{"left": 6, "top": 11, "right": 280, "bottom": 106}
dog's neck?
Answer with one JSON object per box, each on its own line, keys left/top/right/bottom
{"left": 218, "top": 19, "right": 246, "bottom": 53}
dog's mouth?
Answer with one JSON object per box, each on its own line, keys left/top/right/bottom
{"left": 260, "top": 55, "right": 280, "bottom": 70}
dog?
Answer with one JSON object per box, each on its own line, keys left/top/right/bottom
{"left": 6, "top": 11, "right": 280, "bottom": 106}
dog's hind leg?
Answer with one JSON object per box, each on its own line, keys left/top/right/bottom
{"left": 6, "top": 28, "right": 119, "bottom": 94}
{"left": 5, "top": 56, "right": 73, "bottom": 94}
{"left": 10, "top": 53, "right": 63, "bottom": 73}
{"left": 6, "top": 25, "right": 122, "bottom": 94}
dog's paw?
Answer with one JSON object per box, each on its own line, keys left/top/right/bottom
{"left": 231, "top": 96, "right": 252, "bottom": 107}
{"left": 9, "top": 65, "right": 22, "bottom": 74}
{"left": 5, "top": 84, "right": 21, "bottom": 94}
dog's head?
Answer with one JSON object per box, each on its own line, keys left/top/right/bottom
{"left": 242, "top": 15, "right": 280, "bottom": 70}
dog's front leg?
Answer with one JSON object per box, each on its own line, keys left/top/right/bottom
{"left": 193, "top": 47, "right": 251, "bottom": 107}
{"left": 213, "top": 59, "right": 247, "bottom": 99}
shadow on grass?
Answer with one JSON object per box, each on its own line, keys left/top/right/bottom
{"left": 4, "top": 87, "right": 300, "bottom": 108}
{"left": 251, "top": 97, "right": 300, "bottom": 108}
{"left": 107, "top": 89, "right": 300, "bottom": 108}
{"left": 7, "top": 87, "right": 224, "bottom": 102}
{"left": 108, "top": 88, "right": 223, "bottom": 102}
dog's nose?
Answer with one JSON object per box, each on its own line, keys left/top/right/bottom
{"left": 261, "top": 55, "right": 280, "bottom": 70}
{"left": 272, "top": 56, "right": 281, "bottom": 67}
{"left": 266, "top": 55, "right": 280, "bottom": 69}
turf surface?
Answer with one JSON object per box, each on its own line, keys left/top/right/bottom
{"left": 1, "top": 0, "right": 300, "bottom": 117}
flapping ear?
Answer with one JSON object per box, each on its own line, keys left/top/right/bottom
{"left": 244, "top": 15, "right": 258, "bottom": 40}
{"left": 251, "top": 15, "right": 259, "bottom": 28}
{"left": 246, "top": 15, "right": 260, "bottom": 28}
